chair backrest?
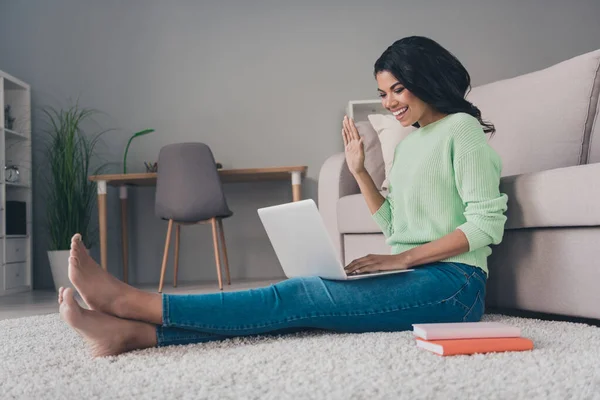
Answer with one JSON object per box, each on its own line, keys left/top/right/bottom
{"left": 155, "top": 142, "right": 232, "bottom": 222}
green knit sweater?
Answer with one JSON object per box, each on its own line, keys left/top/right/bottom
{"left": 371, "top": 112, "right": 508, "bottom": 275}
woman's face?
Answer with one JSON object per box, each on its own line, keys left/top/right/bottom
{"left": 376, "top": 70, "right": 432, "bottom": 128}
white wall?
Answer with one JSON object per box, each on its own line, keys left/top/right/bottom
{"left": 1, "top": 0, "right": 599, "bottom": 289}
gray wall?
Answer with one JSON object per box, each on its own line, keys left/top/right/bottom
{"left": 1, "top": 0, "right": 599, "bottom": 289}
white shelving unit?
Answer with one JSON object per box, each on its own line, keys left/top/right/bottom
{"left": 0, "top": 69, "right": 32, "bottom": 296}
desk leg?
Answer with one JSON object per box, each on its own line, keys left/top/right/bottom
{"left": 98, "top": 181, "right": 108, "bottom": 271}
{"left": 291, "top": 171, "right": 302, "bottom": 202}
{"left": 120, "top": 186, "right": 129, "bottom": 283}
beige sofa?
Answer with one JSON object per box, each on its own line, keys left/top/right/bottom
{"left": 319, "top": 49, "right": 600, "bottom": 320}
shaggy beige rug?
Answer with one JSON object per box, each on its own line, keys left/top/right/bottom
{"left": 1, "top": 312, "right": 599, "bottom": 399}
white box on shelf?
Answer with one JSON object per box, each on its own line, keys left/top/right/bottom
{"left": 6, "top": 237, "right": 27, "bottom": 264}
{"left": 4, "top": 263, "right": 26, "bottom": 289}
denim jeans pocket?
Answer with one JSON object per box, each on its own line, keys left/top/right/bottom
{"left": 462, "top": 290, "right": 485, "bottom": 322}
{"left": 444, "top": 262, "right": 470, "bottom": 279}
{"left": 470, "top": 267, "right": 488, "bottom": 288}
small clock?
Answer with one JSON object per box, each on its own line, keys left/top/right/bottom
{"left": 5, "top": 165, "right": 20, "bottom": 183}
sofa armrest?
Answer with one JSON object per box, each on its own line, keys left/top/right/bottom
{"left": 502, "top": 162, "right": 600, "bottom": 229}
{"left": 318, "top": 152, "right": 360, "bottom": 262}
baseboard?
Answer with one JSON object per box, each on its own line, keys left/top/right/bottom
{"left": 487, "top": 307, "right": 600, "bottom": 327}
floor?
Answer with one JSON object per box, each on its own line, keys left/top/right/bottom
{"left": 0, "top": 278, "right": 283, "bottom": 321}
{"left": 4, "top": 295, "right": 600, "bottom": 399}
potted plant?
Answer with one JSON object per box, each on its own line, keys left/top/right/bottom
{"left": 41, "top": 103, "right": 109, "bottom": 291}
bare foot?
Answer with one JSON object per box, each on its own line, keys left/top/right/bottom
{"left": 68, "top": 234, "right": 125, "bottom": 314}
{"left": 59, "top": 287, "right": 157, "bottom": 358}
{"left": 68, "top": 233, "right": 162, "bottom": 324}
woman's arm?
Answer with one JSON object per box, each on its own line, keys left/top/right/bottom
{"left": 342, "top": 116, "right": 392, "bottom": 235}
{"left": 353, "top": 170, "right": 385, "bottom": 215}
{"left": 398, "top": 229, "right": 470, "bottom": 268}
{"left": 344, "top": 229, "right": 470, "bottom": 275}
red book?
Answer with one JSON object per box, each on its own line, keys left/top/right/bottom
{"left": 416, "top": 337, "right": 534, "bottom": 356}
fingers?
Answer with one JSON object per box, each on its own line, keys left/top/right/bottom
{"left": 344, "top": 255, "right": 377, "bottom": 275}
{"left": 346, "top": 263, "right": 373, "bottom": 275}
{"left": 342, "top": 116, "right": 349, "bottom": 140}
{"left": 342, "top": 115, "right": 359, "bottom": 141}
{"left": 343, "top": 116, "right": 350, "bottom": 141}
{"left": 343, "top": 116, "right": 360, "bottom": 143}
{"left": 344, "top": 259, "right": 357, "bottom": 274}
{"left": 348, "top": 117, "right": 360, "bottom": 141}
{"left": 342, "top": 118, "right": 349, "bottom": 147}
{"left": 343, "top": 115, "right": 358, "bottom": 139}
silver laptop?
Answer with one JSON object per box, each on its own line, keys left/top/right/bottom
{"left": 257, "top": 199, "right": 413, "bottom": 280}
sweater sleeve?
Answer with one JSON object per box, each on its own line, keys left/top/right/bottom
{"left": 452, "top": 119, "right": 508, "bottom": 251}
{"left": 372, "top": 189, "right": 394, "bottom": 238}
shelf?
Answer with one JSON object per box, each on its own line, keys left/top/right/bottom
{"left": 2, "top": 75, "right": 29, "bottom": 90}
{"left": 1, "top": 69, "right": 32, "bottom": 295}
{"left": 347, "top": 99, "right": 388, "bottom": 121}
{"left": 6, "top": 182, "right": 30, "bottom": 189}
{"left": 2, "top": 128, "right": 29, "bottom": 141}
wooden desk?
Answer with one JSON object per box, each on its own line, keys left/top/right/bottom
{"left": 89, "top": 166, "right": 308, "bottom": 281}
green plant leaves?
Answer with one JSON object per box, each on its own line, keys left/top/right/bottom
{"left": 41, "top": 103, "right": 110, "bottom": 251}
{"left": 123, "top": 128, "right": 154, "bottom": 174}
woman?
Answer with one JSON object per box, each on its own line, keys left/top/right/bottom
{"left": 58, "top": 36, "right": 508, "bottom": 358}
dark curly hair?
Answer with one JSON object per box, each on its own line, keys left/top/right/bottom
{"left": 374, "top": 36, "right": 495, "bottom": 136}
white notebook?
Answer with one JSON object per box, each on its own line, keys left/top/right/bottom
{"left": 412, "top": 322, "right": 521, "bottom": 340}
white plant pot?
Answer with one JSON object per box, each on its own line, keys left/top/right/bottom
{"left": 48, "top": 250, "right": 73, "bottom": 291}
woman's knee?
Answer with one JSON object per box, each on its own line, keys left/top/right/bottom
{"left": 276, "top": 276, "right": 325, "bottom": 291}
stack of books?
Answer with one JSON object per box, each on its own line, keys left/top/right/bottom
{"left": 412, "top": 322, "right": 534, "bottom": 356}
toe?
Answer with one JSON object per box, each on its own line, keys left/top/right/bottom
{"left": 63, "top": 287, "right": 76, "bottom": 304}
{"left": 72, "top": 236, "right": 88, "bottom": 255}
{"left": 60, "top": 287, "right": 82, "bottom": 326}
{"left": 71, "top": 238, "right": 84, "bottom": 253}
{"left": 69, "top": 256, "right": 80, "bottom": 271}
{"left": 67, "top": 257, "right": 80, "bottom": 287}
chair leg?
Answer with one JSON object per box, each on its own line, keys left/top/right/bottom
{"left": 173, "top": 224, "right": 181, "bottom": 288}
{"left": 158, "top": 219, "right": 174, "bottom": 293}
{"left": 211, "top": 217, "right": 224, "bottom": 290}
{"left": 217, "top": 218, "right": 231, "bottom": 285}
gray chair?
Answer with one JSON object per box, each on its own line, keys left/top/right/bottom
{"left": 155, "top": 142, "right": 233, "bottom": 292}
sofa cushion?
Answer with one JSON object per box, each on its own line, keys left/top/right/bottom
{"left": 338, "top": 161, "right": 600, "bottom": 235}
{"left": 466, "top": 49, "right": 600, "bottom": 177}
{"left": 501, "top": 163, "right": 600, "bottom": 229}
{"left": 588, "top": 94, "right": 600, "bottom": 164}
{"left": 344, "top": 234, "right": 391, "bottom": 264}
{"left": 337, "top": 193, "right": 386, "bottom": 234}
{"left": 355, "top": 120, "right": 386, "bottom": 190}
{"left": 367, "top": 114, "right": 414, "bottom": 190}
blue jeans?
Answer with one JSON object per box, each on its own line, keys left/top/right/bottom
{"left": 156, "top": 261, "right": 487, "bottom": 347}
